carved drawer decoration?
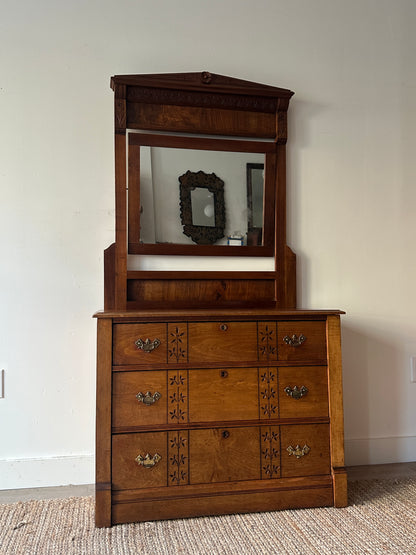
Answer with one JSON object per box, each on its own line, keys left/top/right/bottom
{"left": 167, "top": 323, "right": 188, "bottom": 363}
{"left": 168, "top": 431, "right": 189, "bottom": 486}
{"left": 257, "top": 322, "right": 278, "bottom": 362}
{"left": 259, "top": 368, "right": 278, "bottom": 419}
{"left": 260, "top": 426, "right": 281, "bottom": 479}
{"left": 168, "top": 369, "right": 188, "bottom": 423}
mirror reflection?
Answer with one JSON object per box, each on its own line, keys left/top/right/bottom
{"left": 191, "top": 188, "right": 215, "bottom": 227}
{"left": 138, "top": 146, "right": 264, "bottom": 246}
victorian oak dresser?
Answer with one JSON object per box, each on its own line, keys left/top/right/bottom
{"left": 94, "top": 72, "right": 347, "bottom": 527}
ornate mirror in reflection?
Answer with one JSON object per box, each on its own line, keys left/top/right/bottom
{"left": 179, "top": 170, "right": 225, "bottom": 244}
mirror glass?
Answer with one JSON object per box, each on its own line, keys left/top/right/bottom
{"left": 191, "top": 188, "right": 215, "bottom": 227}
{"left": 138, "top": 146, "right": 265, "bottom": 246}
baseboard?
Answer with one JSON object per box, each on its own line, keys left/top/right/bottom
{"left": 0, "top": 454, "right": 94, "bottom": 490}
{"left": 345, "top": 435, "right": 416, "bottom": 466}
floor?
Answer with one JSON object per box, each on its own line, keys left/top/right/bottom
{"left": 0, "top": 463, "right": 415, "bottom": 504}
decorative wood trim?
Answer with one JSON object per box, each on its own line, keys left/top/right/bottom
{"left": 168, "top": 431, "right": 190, "bottom": 486}
{"left": 257, "top": 322, "right": 278, "bottom": 361}
{"left": 111, "top": 71, "right": 294, "bottom": 100}
{"left": 259, "top": 369, "right": 278, "bottom": 419}
{"left": 260, "top": 426, "right": 281, "bottom": 479}
{"left": 167, "top": 324, "right": 188, "bottom": 364}
{"left": 167, "top": 369, "right": 188, "bottom": 423}
{"left": 126, "top": 86, "right": 279, "bottom": 113}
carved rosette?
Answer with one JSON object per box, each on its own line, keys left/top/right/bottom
{"left": 168, "top": 431, "right": 189, "bottom": 486}
{"left": 259, "top": 369, "right": 278, "bottom": 418}
{"left": 168, "top": 370, "right": 188, "bottom": 422}
{"left": 261, "top": 426, "right": 281, "bottom": 479}
{"left": 257, "top": 322, "right": 278, "bottom": 361}
{"left": 168, "top": 324, "right": 188, "bottom": 363}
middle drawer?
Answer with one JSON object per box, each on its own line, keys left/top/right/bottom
{"left": 112, "top": 366, "right": 329, "bottom": 428}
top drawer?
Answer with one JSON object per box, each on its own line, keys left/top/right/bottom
{"left": 112, "top": 320, "right": 327, "bottom": 365}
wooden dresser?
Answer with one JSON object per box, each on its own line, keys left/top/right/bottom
{"left": 95, "top": 72, "right": 347, "bottom": 527}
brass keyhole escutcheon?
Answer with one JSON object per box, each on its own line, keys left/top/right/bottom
{"left": 220, "top": 370, "right": 228, "bottom": 378}
{"left": 219, "top": 323, "right": 228, "bottom": 332}
{"left": 222, "top": 430, "right": 230, "bottom": 439}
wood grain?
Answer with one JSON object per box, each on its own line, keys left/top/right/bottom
{"left": 277, "top": 321, "right": 327, "bottom": 362}
{"left": 112, "top": 371, "right": 168, "bottom": 428}
{"left": 189, "top": 427, "right": 261, "bottom": 484}
{"left": 113, "top": 323, "right": 167, "bottom": 365}
{"left": 95, "top": 318, "right": 113, "bottom": 527}
{"left": 280, "top": 423, "right": 331, "bottom": 478}
{"left": 188, "top": 367, "right": 259, "bottom": 422}
{"left": 112, "top": 485, "right": 332, "bottom": 524}
{"left": 279, "top": 366, "right": 329, "bottom": 419}
{"left": 188, "top": 321, "right": 258, "bottom": 363}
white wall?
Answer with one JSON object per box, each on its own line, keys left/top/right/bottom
{"left": 1, "top": 0, "right": 415, "bottom": 488}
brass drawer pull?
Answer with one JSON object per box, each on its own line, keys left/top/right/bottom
{"left": 136, "top": 391, "right": 161, "bottom": 405}
{"left": 135, "top": 453, "right": 162, "bottom": 468}
{"left": 135, "top": 338, "right": 161, "bottom": 352}
{"left": 284, "top": 385, "right": 308, "bottom": 400}
{"left": 283, "top": 334, "right": 306, "bottom": 347}
{"left": 219, "top": 323, "right": 228, "bottom": 331}
{"left": 287, "top": 444, "right": 310, "bottom": 459}
{"left": 220, "top": 370, "right": 228, "bottom": 378}
{"left": 221, "top": 430, "right": 230, "bottom": 439}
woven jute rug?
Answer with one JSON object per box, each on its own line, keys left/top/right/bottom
{"left": 0, "top": 478, "right": 415, "bottom": 554}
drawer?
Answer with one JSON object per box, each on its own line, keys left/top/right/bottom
{"left": 277, "top": 321, "right": 326, "bottom": 361}
{"left": 279, "top": 366, "right": 328, "bottom": 418}
{"left": 280, "top": 423, "right": 330, "bottom": 478}
{"left": 112, "top": 366, "right": 328, "bottom": 428}
{"left": 113, "top": 323, "right": 167, "bottom": 365}
{"left": 112, "top": 371, "right": 167, "bottom": 427}
{"left": 188, "top": 367, "right": 259, "bottom": 422}
{"left": 112, "top": 424, "right": 330, "bottom": 490}
{"left": 188, "top": 322, "right": 258, "bottom": 363}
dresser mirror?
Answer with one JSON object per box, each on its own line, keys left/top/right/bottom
{"left": 128, "top": 133, "right": 274, "bottom": 256}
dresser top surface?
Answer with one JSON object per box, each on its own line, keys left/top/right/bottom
{"left": 94, "top": 308, "right": 345, "bottom": 320}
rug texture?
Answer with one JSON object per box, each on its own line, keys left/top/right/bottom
{"left": 0, "top": 478, "right": 415, "bottom": 554}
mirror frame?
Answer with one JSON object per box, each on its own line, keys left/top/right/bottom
{"left": 179, "top": 170, "right": 226, "bottom": 245}
{"left": 127, "top": 132, "right": 276, "bottom": 257}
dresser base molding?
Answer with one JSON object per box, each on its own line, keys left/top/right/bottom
{"left": 112, "top": 482, "right": 334, "bottom": 525}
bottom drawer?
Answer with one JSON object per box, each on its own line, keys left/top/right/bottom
{"left": 112, "top": 423, "right": 330, "bottom": 490}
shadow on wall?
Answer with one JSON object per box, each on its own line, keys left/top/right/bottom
{"left": 341, "top": 322, "right": 405, "bottom": 466}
